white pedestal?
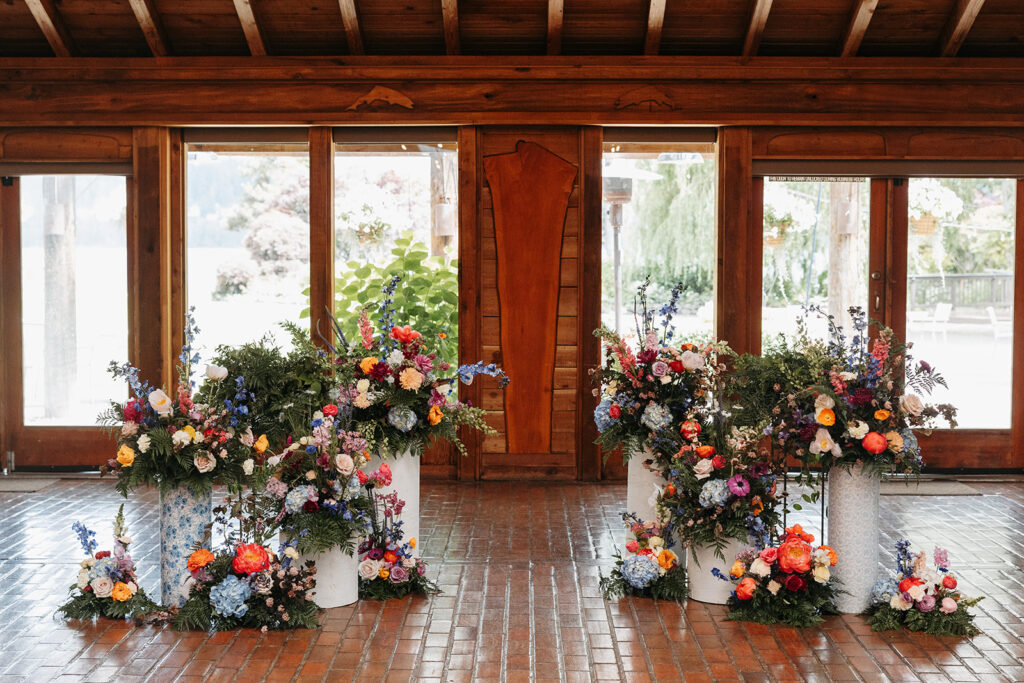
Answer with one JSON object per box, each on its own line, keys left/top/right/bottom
{"left": 687, "top": 537, "right": 748, "bottom": 605}
{"left": 366, "top": 447, "right": 421, "bottom": 556}
{"left": 827, "top": 463, "right": 880, "bottom": 614}
{"left": 626, "top": 449, "right": 665, "bottom": 523}
{"left": 306, "top": 545, "right": 358, "bottom": 608}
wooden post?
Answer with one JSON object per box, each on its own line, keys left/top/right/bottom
{"left": 578, "top": 126, "right": 602, "bottom": 480}
{"left": 309, "top": 127, "right": 335, "bottom": 348}
{"left": 456, "top": 126, "right": 481, "bottom": 480}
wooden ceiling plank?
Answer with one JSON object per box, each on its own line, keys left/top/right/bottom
{"left": 940, "top": 0, "right": 986, "bottom": 57}
{"left": 644, "top": 0, "right": 667, "bottom": 56}
{"left": 337, "top": 0, "right": 364, "bottom": 55}
{"left": 232, "top": 0, "right": 267, "bottom": 56}
{"left": 128, "top": 0, "right": 170, "bottom": 57}
{"left": 742, "top": 0, "right": 774, "bottom": 58}
{"left": 547, "top": 0, "right": 564, "bottom": 56}
{"left": 839, "top": 0, "right": 878, "bottom": 57}
{"left": 23, "top": 0, "right": 75, "bottom": 58}
{"left": 442, "top": 0, "right": 460, "bottom": 55}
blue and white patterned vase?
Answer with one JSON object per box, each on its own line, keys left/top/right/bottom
{"left": 159, "top": 484, "right": 212, "bottom": 607}
{"left": 827, "top": 463, "right": 880, "bottom": 613}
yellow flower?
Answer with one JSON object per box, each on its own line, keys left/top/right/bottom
{"left": 378, "top": 568, "right": 390, "bottom": 580}
{"left": 730, "top": 560, "right": 745, "bottom": 578}
{"left": 874, "top": 409, "right": 891, "bottom": 421}
{"left": 360, "top": 357, "right": 379, "bottom": 374}
{"left": 110, "top": 581, "right": 132, "bottom": 602}
{"left": 253, "top": 434, "right": 269, "bottom": 454}
{"left": 116, "top": 444, "right": 135, "bottom": 467}
{"left": 657, "top": 549, "right": 677, "bottom": 570}
{"left": 816, "top": 408, "right": 836, "bottom": 426}
{"left": 182, "top": 425, "right": 196, "bottom": 442}
{"left": 885, "top": 431, "right": 904, "bottom": 452}
{"left": 428, "top": 405, "right": 444, "bottom": 426}
{"left": 409, "top": 537, "right": 417, "bottom": 549}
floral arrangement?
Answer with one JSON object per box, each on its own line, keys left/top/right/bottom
{"left": 101, "top": 309, "right": 266, "bottom": 495}
{"left": 264, "top": 404, "right": 372, "bottom": 556}
{"left": 722, "top": 524, "right": 841, "bottom": 627}
{"left": 865, "top": 540, "right": 982, "bottom": 636}
{"left": 599, "top": 513, "right": 687, "bottom": 600}
{"left": 357, "top": 463, "right": 438, "bottom": 600}
{"left": 58, "top": 506, "right": 157, "bottom": 620}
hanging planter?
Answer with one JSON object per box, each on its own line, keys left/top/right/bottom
{"left": 827, "top": 464, "right": 880, "bottom": 614}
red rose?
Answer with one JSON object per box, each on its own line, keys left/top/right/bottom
{"left": 942, "top": 575, "right": 957, "bottom": 590}
{"left": 625, "top": 540, "right": 639, "bottom": 553}
{"left": 322, "top": 404, "right": 339, "bottom": 417}
{"left": 232, "top": 543, "right": 270, "bottom": 574}
{"left": 784, "top": 574, "right": 807, "bottom": 591}
{"left": 680, "top": 420, "right": 701, "bottom": 441}
{"left": 711, "top": 455, "right": 726, "bottom": 470}
{"left": 669, "top": 361, "right": 685, "bottom": 373}
{"left": 862, "top": 431, "right": 887, "bottom": 454}
{"left": 302, "top": 500, "right": 319, "bottom": 513}
{"left": 609, "top": 404, "right": 621, "bottom": 419}
{"left": 95, "top": 551, "right": 111, "bottom": 559}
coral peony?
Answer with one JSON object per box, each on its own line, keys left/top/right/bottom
{"left": 232, "top": 543, "right": 270, "bottom": 575}
{"left": 390, "top": 326, "right": 422, "bottom": 343}
{"left": 861, "top": 431, "right": 888, "bottom": 454}
{"left": 818, "top": 545, "right": 838, "bottom": 566}
{"left": 736, "top": 577, "right": 757, "bottom": 600}
{"left": 777, "top": 539, "right": 812, "bottom": 574}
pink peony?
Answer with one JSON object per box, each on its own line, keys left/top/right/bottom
{"left": 759, "top": 547, "right": 778, "bottom": 564}
{"left": 939, "top": 597, "right": 958, "bottom": 614}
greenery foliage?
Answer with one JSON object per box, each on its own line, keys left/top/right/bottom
{"left": 599, "top": 562, "right": 689, "bottom": 601}
{"left": 726, "top": 578, "right": 840, "bottom": 628}
{"left": 864, "top": 598, "right": 983, "bottom": 637}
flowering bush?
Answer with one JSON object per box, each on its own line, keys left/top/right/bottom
{"left": 722, "top": 525, "right": 841, "bottom": 627}
{"left": 600, "top": 514, "right": 687, "bottom": 600}
{"left": 357, "top": 464, "right": 438, "bottom": 600}
{"left": 58, "top": 506, "right": 157, "bottom": 621}
{"left": 864, "top": 541, "right": 982, "bottom": 636}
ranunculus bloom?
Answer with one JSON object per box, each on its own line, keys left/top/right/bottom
{"left": 111, "top": 582, "right": 133, "bottom": 602}
{"left": 625, "top": 540, "right": 639, "bottom": 554}
{"left": 428, "top": 405, "right": 444, "bottom": 426}
{"left": 384, "top": 551, "right": 399, "bottom": 565}
{"left": 680, "top": 420, "right": 701, "bottom": 440}
{"left": 608, "top": 404, "right": 621, "bottom": 419}
{"left": 736, "top": 577, "right": 757, "bottom": 600}
{"left": 668, "top": 360, "right": 684, "bottom": 373}
{"left": 899, "top": 577, "right": 925, "bottom": 593}
{"left": 359, "top": 357, "right": 379, "bottom": 374}
{"left": 917, "top": 594, "right": 936, "bottom": 612}
{"left": 784, "top": 574, "right": 807, "bottom": 591}
{"left": 116, "top": 444, "right": 135, "bottom": 467}
{"left": 816, "top": 408, "right": 836, "bottom": 426}
{"left": 711, "top": 454, "right": 726, "bottom": 470}
{"left": 942, "top": 575, "right": 957, "bottom": 590}
{"left": 728, "top": 475, "right": 750, "bottom": 496}
{"left": 785, "top": 524, "right": 814, "bottom": 544}
{"left": 322, "top": 404, "right": 339, "bottom": 417}
{"left": 188, "top": 549, "right": 215, "bottom": 572}
{"left": 759, "top": 547, "right": 778, "bottom": 564}
{"left": 233, "top": 544, "right": 270, "bottom": 574}
{"left": 777, "top": 539, "right": 812, "bottom": 574}
{"left": 862, "top": 431, "right": 888, "bottom": 454}
{"left": 939, "top": 597, "right": 958, "bottom": 614}
{"left": 874, "top": 409, "right": 891, "bottom": 421}
{"left": 148, "top": 389, "right": 173, "bottom": 416}
{"left": 390, "top": 326, "right": 422, "bottom": 343}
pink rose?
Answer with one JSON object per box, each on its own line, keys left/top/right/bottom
{"left": 939, "top": 597, "right": 958, "bottom": 614}
{"left": 759, "top": 547, "right": 778, "bottom": 564}
{"left": 625, "top": 540, "right": 639, "bottom": 554}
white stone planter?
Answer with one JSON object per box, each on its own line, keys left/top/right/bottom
{"left": 285, "top": 539, "right": 358, "bottom": 609}
{"left": 687, "top": 536, "right": 748, "bottom": 605}
{"left": 827, "top": 463, "right": 880, "bottom": 614}
{"left": 366, "top": 446, "right": 421, "bottom": 556}
{"left": 626, "top": 448, "right": 665, "bottom": 524}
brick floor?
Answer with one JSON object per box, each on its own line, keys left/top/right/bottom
{"left": 0, "top": 477, "right": 1023, "bottom": 681}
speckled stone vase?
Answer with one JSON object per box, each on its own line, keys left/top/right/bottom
{"left": 366, "top": 446, "right": 420, "bottom": 557}
{"left": 827, "top": 464, "right": 880, "bottom": 614}
{"left": 626, "top": 448, "right": 665, "bottom": 524}
{"left": 687, "top": 536, "right": 748, "bottom": 605}
{"left": 159, "top": 484, "right": 212, "bottom": 607}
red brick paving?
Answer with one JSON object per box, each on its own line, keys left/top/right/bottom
{"left": 0, "top": 477, "right": 1023, "bottom": 681}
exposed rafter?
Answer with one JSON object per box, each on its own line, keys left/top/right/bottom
{"left": 742, "top": 0, "right": 774, "bottom": 58}
{"left": 644, "top": 0, "right": 667, "bottom": 56}
{"left": 24, "top": 0, "right": 75, "bottom": 57}
{"left": 839, "top": 0, "right": 878, "bottom": 57}
{"left": 128, "top": 0, "right": 170, "bottom": 57}
{"left": 442, "top": 0, "right": 460, "bottom": 55}
{"left": 337, "top": 0, "right": 364, "bottom": 55}
{"left": 940, "top": 0, "right": 986, "bottom": 57}
{"left": 231, "top": 0, "right": 267, "bottom": 56}
{"left": 547, "top": 0, "right": 564, "bottom": 56}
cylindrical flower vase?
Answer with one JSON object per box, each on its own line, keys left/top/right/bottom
{"left": 282, "top": 534, "right": 358, "bottom": 609}
{"left": 159, "top": 483, "right": 212, "bottom": 607}
{"left": 687, "top": 537, "right": 748, "bottom": 605}
{"left": 827, "top": 464, "right": 880, "bottom": 614}
{"left": 626, "top": 448, "right": 666, "bottom": 524}
{"left": 367, "top": 447, "right": 421, "bottom": 556}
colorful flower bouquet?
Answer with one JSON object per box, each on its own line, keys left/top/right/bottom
{"left": 600, "top": 513, "right": 687, "bottom": 600}
{"left": 865, "top": 541, "right": 982, "bottom": 636}
{"left": 357, "top": 463, "right": 438, "bottom": 600}
{"left": 58, "top": 506, "right": 157, "bottom": 621}
{"left": 722, "top": 524, "right": 841, "bottom": 627}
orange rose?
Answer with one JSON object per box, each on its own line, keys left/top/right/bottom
{"left": 110, "top": 582, "right": 133, "bottom": 602}
{"left": 818, "top": 545, "right": 838, "bottom": 566}
{"left": 656, "top": 549, "right": 677, "bottom": 570}
{"left": 874, "top": 409, "right": 891, "bottom": 421}
{"left": 736, "top": 577, "right": 757, "bottom": 600}
{"left": 232, "top": 543, "right": 270, "bottom": 575}
{"left": 188, "top": 548, "right": 216, "bottom": 573}
{"left": 428, "top": 405, "right": 444, "bottom": 426}
{"left": 777, "top": 538, "right": 812, "bottom": 574}
{"left": 862, "top": 431, "right": 887, "bottom": 454}
{"left": 816, "top": 408, "right": 836, "bottom": 426}
{"left": 695, "top": 445, "right": 716, "bottom": 458}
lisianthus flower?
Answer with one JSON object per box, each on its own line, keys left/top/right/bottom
{"left": 390, "top": 326, "right": 422, "bottom": 344}
{"left": 735, "top": 577, "right": 757, "bottom": 600}
{"left": 727, "top": 475, "right": 750, "bottom": 496}
{"left": 862, "top": 431, "right": 888, "bottom": 454}
{"left": 695, "top": 445, "right": 716, "bottom": 458}
{"left": 233, "top": 544, "right": 270, "bottom": 574}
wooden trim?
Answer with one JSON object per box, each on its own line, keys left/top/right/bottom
{"left": 128, "top": 0, "right": 171, "bottom": 57}
{"left": 337, "top": 0, "right": 364, "bottom": 55}
{"left": 887, "top": 178, "right": 908, "bottom": 344}
{"left": 577, "top": 126, "right": 602, "bottom": 480}
{"left": 231, "top": 0, "right": 267, "bottom": 57}
{"left": 456, "top": 126, "right": 481, "bottom": 480}
{"left": 1014, "top": 179, "right": 1024, "bottom": 469}
{"left": 547, "top": 0, "right": 564, "bottom": 56}
{"left": 0, "top": 128, "right": 132, "bottom": 162}
{"left": 940, "top": 0, "right": 986, "bottom": 58}
{"left": 308, "top": 127, "right": 334, "bottom": 349}
{"left": 868, "top": 178, "right": 889, "bottom": 330}
{"left": 752, "top": 127, "right": 1024, "bottom": 160}
{"left": 0, "top": 180, "right": 22, "bottom": 468}
{"left": 24, "top": 0, "right": 75, "bottom": 58}
{"left": 839, "top": 0, "right": 878, "bottom": 58}
{"left": 644, "top": 0, "right": 667, "bottom": 56}
{"left": 441, "top": 0, "right": 460, "bottom": 56}
{"left": 918, "top": 429, "right": 1012, "bottom": 470}
{"left": 168, "top": 130, "right": 186, "bottom": 370}
{"left": 742, "top": 0, "right": 774, "bottom": 59}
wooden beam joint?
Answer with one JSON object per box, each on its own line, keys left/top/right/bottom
{"left": 940, "top": 0, "right": 986, "bottom": 57}
{"left": 839, "top": 0, "right": 878, "bottom": 57}
{"left": 128, "top": 0, "right": 171, "bottom": 57}
{"left": 24, "top": 0, "right": 75, "bottom": 58}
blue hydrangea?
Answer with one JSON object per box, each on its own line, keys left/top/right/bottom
{"left": 284, "top": 485, "right": 316, "bottom": 514}
{"left": 210, "top": 574, "right": 252, "bottom": 618}
{"left": 88, "top": 557, "right": 117, "bottom": 581}
{"left": 594, "top": 400, "right": 614, "bottom": 433}
{"left": 621, "top": 554, "right": 660, "bottom": 590}
{"left": 901, "top": 429, "right": 919, "bottom": 455}
{"left": 640, "top": 403, "right": 671, "bottom": 432}
{"left": 870, "top": 577, "right": 899, "bottom": 604}
{"left": 387, "top": 406, "right": 417, "bottom": 433}
{"left": 698, "top": 479, "right": 731, "bottom": 508}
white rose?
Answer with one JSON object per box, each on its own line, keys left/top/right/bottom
{"left": 136, "top": 434, "right": 151, "bottom": 453}
{"left": 693, "top": 458, "right": 714, "bottom": 480}
{"left": 205, "top": 364, "right": 229, "bottom": 381}
{"left": 846, "top": 420, "right": 869, "bottom": 440}
{"left": 334, "top": 453, "right": 354, "bottom": 476}
{"left": 193, "top": 452, "right": 216, "bottom": 473}
{"left": 648, "top": 536, "right": 664, "bottom": 550}
{"left": 901, "top": 394, "right": 924, "bottom": 417}
{"left": 356, "top": 379, "right": 370, "bottom": 393}
{"left": 402, "top": 558, "right": 417, "bottom": 568}
{"left": 814, "top": 394, "right": 835, "bottom": 412}
{"left": 148, "top": 389, "right": 173, "bottom": 416}
{"left": 120, "top": 422, "right": 138, "bottom": 438}
{"left": 358, "top": 559, "right": 382, "bottom": 580}
{"left": 680, "top": 350, "right": 704, "bottom": 371}
{"left": 812, "top": 565, "right": 831, "bottom": 584}
{"left": 767, "top": 580, "right": 781, "bottom": 595}
{"left": 242, "top": 459, "right": 255, "bottom": 476}
{"left": 171, "top": 430, "right": 192, "bottom": 448}
{"left": 90, "top": 576, "right": 114, "bottom": 598}
{"left": 76, "top": 569, "right": 90, "bottom": 589}
{"left": 749, "top": 558, "right": 771, "bottom": 578}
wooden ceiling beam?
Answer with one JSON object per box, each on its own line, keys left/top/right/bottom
{"left": 839, "top": 0, "right": 878, "bottom": 57}
{"left": 231, "top": 0, "right": 267, "bottom": 56}
{"left": 644, "top": 0, "right": 667, "bottom": 56}
{"left": 337, "top": 0, "right": 364, "bottom": 55}
{"left": 742, "top": 0, "right": 774, "bottom": 59}
{"left": 940, "top": 0, "right": 986, "bottom": 57}
{"left": 128, "top": 0, "right": 171, "bottom": 57}
{"left": 24, "top": 0, "right": 75, "bottom": 57}
{"left": 547, "top": 0, "right": 564, "bottom": 56}
{"left": 442, "top": 0, "right": 460, "bottom": 55}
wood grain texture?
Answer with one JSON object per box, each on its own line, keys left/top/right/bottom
{"left": 0, "top": 128, "right": 131, "bottom": 161}
{"left": 456, "top": 125, "right": 481, "bottom": 479}
{"left": 940, "top": 0, "right": 986, "bottom": 57}
{"left": 577, "top": 126, "right": 602, "bottom": 479}
{"left": 839, "top": 0, "right": 878, "bottom": 57}
{"left": 308, "top": 127, "right": 334, "bottom": 349}
{"left": 742, "top": 0, "right": 774, "bottom": 58}
{"left": 547, "top": 0, "right": 564, "bottom": 55}
{"left": 231, "top": 0, "right": 267, "bottom": 56}
{"left": 483, "top": 140, "right": 577, "bottom": 454}
{"left": 338, "top": 0, "right": 364, "bottom": 55}
{"left": 0, "top": 181, "right": 22, "bottom": 466}
{"left": 644, "top": 0, "right": 666, "bottom": 56}
{"left": 442, "top": 0, "right": 460, "bottom": 55}
{"left": 24, "top": 0, "right": 76, "bottom": 57}
{"left": 129, "top": 0, "right": 171, "bottom": 57}
{"left": 1014, "top": 179, "right": 1024, "bottom": 468}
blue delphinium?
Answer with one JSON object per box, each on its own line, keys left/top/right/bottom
{"left": 456, "top": 362, "right": 510, "bottom": 388}
{"left": 377, "top": 275, "right": 402, "bottom": 352}
{"left": 895, "top": 538, "right": 913, "bottom": 577}
{"left": 620, "top": 554, "right": 660, "bottom": 590}
{"left": 73, "top": 521, "right": 98, "bottom": 556}
{"left": 640, "top": 403, "right": 671, "bottom": 432}
{"left": 210, "top": 575, "right": 252, "bottom": 618}
{"left": 387, "top": 406, "right": 417, "bottom": 433}
{"left": 594, "top": 399, "right": 615, "bottom": 433}
{"left": 698, "top": 479, "right": 731, "bottom": 508}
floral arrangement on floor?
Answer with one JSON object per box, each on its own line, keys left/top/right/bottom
{"left": 864, "top": 540, "right": 982, "bottom": 636}
{"left": 58, "top": 506, "right": 157, "bottom": 620}
{"left": 721, "top": 524, "right": 841, "bottom": 627}
{"left": 101, "top": 309, "right": 266, "bottom": 496}
{"left": 265, "top": 404, "right": 372, "bottom": 556}
{"left": 599, "top": 513, "right": 687, "bottom": 600}
{"left": 357, "top": 463, "right": 438, "bottom": 600}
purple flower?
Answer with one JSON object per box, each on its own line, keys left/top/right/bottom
{"left": 416, "top": 563, "right": 426, "bottom": 576}
{"left": 414, "top": 354, "right": 433, "bottom": 374}
{"left": 917, "top": 594, "right": 936, "bottom": 612}
{"left": 651, "top": 361, "right": 669, "bottom": 377}
{"left": 901, "top": 590, "right": 914, "bottom": 604}
{"left": 366, "top": 548, "right": 384, "bottom": 561}
{"left": 727, "top": 475, "right": 750, "bottom": 497}
{"left": 428, "top": 389, "right": 446, "bottom": 408}
{"left": 389, "top": 566, "right": 410, "bottom": 583}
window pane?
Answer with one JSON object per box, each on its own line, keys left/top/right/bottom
{"left": 20, "top": 175, "right": 128, "bottom": 426}
{"left": 333, "top": 143, "right": 458, "bottom": 363}
{"left": 907, "top": 178, "right": 1015, "bottom": 429}
{"left": 762, "top": 179, "right": 870, "bottom": 342}
{"left": 601, "top": 144, "right": 716, "bottom": 339}
{"left": 186, "top": 146, "right": 310, "bottom": 354}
